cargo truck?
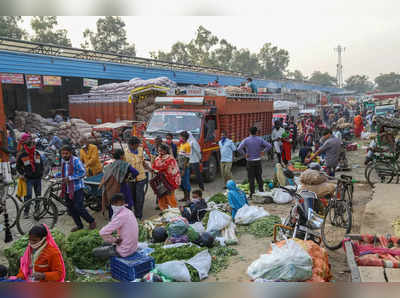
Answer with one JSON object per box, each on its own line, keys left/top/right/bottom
{"left": 139, "top": 88, "right": 274, "bottom": 182}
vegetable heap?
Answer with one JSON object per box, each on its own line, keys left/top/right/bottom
{"left": 138, "top": 223, "right": 152, "bottom": 242}
{"left": 237, "top": 216, "right": 281, "bottom": 238}
{"left": 150, "top": 245, "right": 206, "bottom": 264}
{"left": 209, "top": 246, "right": 238, "bottom": 274}
{"left": 208, "top": 193, "right": 228, "bottom": 204}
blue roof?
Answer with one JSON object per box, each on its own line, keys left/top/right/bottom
{"left": 0, "top": 50, "right": 343, "bottom": 93}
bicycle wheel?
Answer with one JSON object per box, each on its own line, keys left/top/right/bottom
{"left": 43, "top": 182, "right": 67, "bottom": 216}
{"left": 321, "top": 200, "right": 352, "bottom": 250}
{"left": 336, "top": 182, "right": 353, "bottom": 212}
{"left": 367, "top": 161, "right": 397, "bottom": 187}
{"left": 17, "top": 198, "right": 58, "bottom": 235}
{"left": 7, "top": 177, "right": 17, "bottom": 196}
{"left": 83, "top": 188, "right": 101, "bottom": 212}
{"left": 0, "top": 195, "right": 19, "bottom": 228}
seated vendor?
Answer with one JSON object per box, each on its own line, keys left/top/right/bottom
{"left": 15, "top": 225, "right": 65, "bottom": 282}
{"left": 226, "top": 180, "right": 248, "bottom": 219}
{"left": 79, "top": 137, "right": 103, "bottom": 177}
{"left": 180, "top": 189, "right": 207, "bottom": 224}
{"left": 93, "top": 193, "right": 139, "bottom": 259}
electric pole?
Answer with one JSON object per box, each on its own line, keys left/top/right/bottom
{"left": 334, "top": 45, "right": 345, "bottom": 88}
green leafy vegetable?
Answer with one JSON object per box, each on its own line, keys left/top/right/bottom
{"left": 138, "top": 223, "right": 152, "bottom": 242}
{"left": 186, "top": 264, "right": 200, "bottom": 282}
{"left": 209, "top": 246, "right": 238, "bottom": 274}
{"left": 237, "top": 216, "right": 281, "bottom": 238}
{"left": 208, "top": 193, "right": 228, "bottom": 204}
{"left": 150, "top": 245, "right": 206, "bottom": 264}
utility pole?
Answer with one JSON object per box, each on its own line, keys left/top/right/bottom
{"left": 334, "top": 45, "right": 345, "bottom": 88}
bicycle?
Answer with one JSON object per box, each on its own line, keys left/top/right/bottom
{"left": 0, "top": 184, "right": 19, "bottom": 229}
{"left": 335, "top": 174, "right": 354, "bottom": 211}
{"left": 365, "top": 152, "right": 400, "bottom": 187}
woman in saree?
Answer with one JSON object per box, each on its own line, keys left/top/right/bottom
{"left": 152, "top": 144, "right": 181, "bottom": 210}
{"left": 15, "top": 224, "right": 65, "bottom": 282}
{"left": 99, "top": 149, "right": 139, "bottom": 218}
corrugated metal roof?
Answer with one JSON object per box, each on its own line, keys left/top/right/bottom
{"left": 0, "top": 50, "right": 344, "bottom": 93}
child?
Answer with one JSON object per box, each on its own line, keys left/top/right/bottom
{"left": 0, "top": 265, "right": 8, "bottom": 281}
{"left": 180, "top": 190, "right": 207, "bottom": 224}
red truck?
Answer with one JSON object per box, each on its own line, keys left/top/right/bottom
{"left": 140, "top": 88, "right": 274, "bottom": 182}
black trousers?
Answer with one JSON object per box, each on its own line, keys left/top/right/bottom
{"left": 246, "top": 160, "right": 264, "bottom": 196}
{"left": 190, "top": 163, "right": 204, "bottom": 190}
{"left": 65, "top": 189, "right": 95, "bottom": 229}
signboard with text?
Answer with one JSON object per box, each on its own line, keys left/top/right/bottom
{"left": 25, "top": 75, "right": 42, "bottom": 89}
{"left": 43, "top": 75, "right": 62, "bottom": 86}
{"left": 0, "top": 73, "right": 24, "bottom": 84}
{"left": 83, "top": 78, "right": 98, "bottom": 88}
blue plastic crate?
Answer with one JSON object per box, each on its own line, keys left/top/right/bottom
{"left": 110, "top": 252, "right": 155, "bottom": 282}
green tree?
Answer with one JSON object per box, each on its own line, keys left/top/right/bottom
{"left": 30, "top": 16, "right": 71, "bottom": 47}
{"left": 150, "top": 42, "right": 193, "bottom": 64}
{"left": 210, "top": 39, "right": 237, "bottom": 69}
{"left": 374, "top": 72, "right": 400, "bottom": 92}
{"left": 0, "top": 16, "right": 27, "bottom": 39}
{"left": 287, "top": 70, "right": 308, "bottom": 81}
{"left": 82, "top": 16, "right": 135, "bottom": 56}
{"left": 345, "top": 75, "right": 374, "bottom": 93}
{"left": 186, "top": 25, "right": 219, "bottom": 66}
{"left": 257, "top": 43, "right": 290, "bottom": 79}
{"left": 230, "top": 49, "right": 260, "bottom": 75}
{"left": 309, "top": 71, "right": 337, "bottom": 86}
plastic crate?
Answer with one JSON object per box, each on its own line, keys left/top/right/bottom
{"left": 110, "top": 252, "right": 155, "bottom": 282}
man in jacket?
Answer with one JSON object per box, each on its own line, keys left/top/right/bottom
{"left": 189, "top": 132, "right": 204, "bottom": 191}
{"left": 16, "top": 134, "right": 44, "bottom": 218}
{"left": 218, "top": 131, "right": 236, "bottom": 188}
{"left": 93, "top": 193, "right": 139, "bottom": 258}
{"left": 79, "top": 137, "right": 103, "bottom": 177}
{"left": 238, "top": 127, "right": 272, "bottom": 197}
{"left": 58, "top": 145, "right": 96, "bottom": 232}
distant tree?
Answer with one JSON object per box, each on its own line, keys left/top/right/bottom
{"left": 374, "top": 72, "right": 400, "bottom": 92}
{"left": 0, "top": 16, "right": 27, "bottom": 39}
{"left": 309, "top": 71, "right": 337, "bottom": 86}
{"left": 257, "top": 43, "right": 290, "bottom": 79}
{"left": 82, "top": 16, "right": 135, "bottom": 56}
{"left": 150, "top": 42, "right": 193, "bottom": 64}
{"left": 287, "top": 70, "right": 308, "bottom": 81}
{"left": 345, "top": 75, "right": 374, "bottom": 93}
{"left": 209, "top": 39, "right": 236, "bottom": 69}
{"left": 30, "top": 16, "right": 71, "bottom": 47}
{"left": 230, "top": 49, "right": 260, "bottom": 75}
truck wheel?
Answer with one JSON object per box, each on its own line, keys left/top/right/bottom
{"left": 204, "top": 155, "right": 218, "bottom": 182}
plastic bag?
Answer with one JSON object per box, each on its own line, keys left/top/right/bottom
{"left": 272, "top": 189, "right": 293, "bottom": 204}
{"left": 247, "top": 239, "right": 313, "bottom": 281}
{"left": 234, "top": 205, "right": 270, "bottom": 225}
{"left": 156, "top": 261, "right": 191, "bottom": 282}
{"left": 190, "top": 222, "right": 206, "bottom": 234}
{"left": 186, "top": 250, "right": 212, "bottom": 280}
{"left": 206, "top": 210, "right": 232, "bottom": 233}
{"left": 221, "top": 222, "right": 239, "bottom": 245}
{"left": 167, "top": 220, "right": 188, "bottom": 237}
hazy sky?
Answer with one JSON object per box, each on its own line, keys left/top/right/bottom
{"left": 18, "top": 1, "right": 400, "bottom": 80}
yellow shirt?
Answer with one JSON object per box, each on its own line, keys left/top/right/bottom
{"left": 124, "top": 146, "right": 146, "bottom": 182}
{"left": 80, "top": 144, "right": 103, "bottom": 176}
{"left": 178, "top": 142, "right": 191, "bottom": 158}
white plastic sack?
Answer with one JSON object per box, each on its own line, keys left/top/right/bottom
{"left": 247, "top": 239, "right": 313, "bottom": 281}
{"left": 186, "top": 250, "right": 212, "bottom": 280}
{"left": 206, "top": 210, "right": 232, "bottom": 233}
{"left": 272, "top": 189, "right": 293, "bottom": 204}
{"left": 190, "top": 222, "right": 206, "bottom": 234}
{"left": 361, "top": 131, "right": 371, "bottom": 140}
{"left": 221, "top": 222, "right": 239, "bottom": 245}
{"left": 156, "top": 261, "right": 191, "bottom": 282}
{"left": 234, "top": 205, "right": 269, "bottom": 225}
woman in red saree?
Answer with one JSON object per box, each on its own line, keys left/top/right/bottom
{"left": 281, "top": 129, "right": 292, "bottom": 166}
{"left": 354, "top": 114, "right": 364, "bottom": 138}
{"left": 152, "top": 144, "right": 181, "bottom": 210}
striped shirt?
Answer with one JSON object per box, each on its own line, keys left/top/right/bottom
{"left": 57, "top": 156, "right": 86, "bottom": 193}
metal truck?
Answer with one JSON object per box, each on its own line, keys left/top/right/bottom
{"left": 139, "top": 88, "right": 274, "bottom": 182}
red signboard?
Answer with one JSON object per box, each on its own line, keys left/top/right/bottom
{"left": 0, "top": 73, "right": 24, "bottom": 84}
{"left": 26, "top": 74, "right": 42, "bottom": 89}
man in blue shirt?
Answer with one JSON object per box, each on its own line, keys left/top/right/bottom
{"left": 48, "top": 134, "right": 63, "bottom": 150}
{"left": 238, "top": 127, "right": 272, "bottom": 197}
{"left": 57, "top": 145, "right": 96, "bottom": 232}
{"left": 218, "top": 131, "right": 236, "bottom": 188}
{"left": 247, "top": 78, "right": 257, "bottom": 93}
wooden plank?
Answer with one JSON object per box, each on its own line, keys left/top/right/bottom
{"left": 385, "top": 268, "right": 400, "bottom": 282}
{"left": 359, "top": 266, "right": 386, "bottom": 282}
{"left": 345, "top": 241, "right": 361, "bottom": 282}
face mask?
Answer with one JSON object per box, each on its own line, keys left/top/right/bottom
{"left": 111, "top": 205, "right": 124, "bottom": 216}
{"left": 30, "top": 237, "right": 46, "bottom": 250}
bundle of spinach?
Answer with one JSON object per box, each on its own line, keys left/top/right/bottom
{"left": 138, "top": 223, "right": 152, "bottom": 242}
{"left": 209, "top": 246, "right": 238, "bottom": 274}
{"left": 150, "top": 245, "right": 206, "bottom": 264}
{"left": 237, "top": 215, "right": 281, "bottom": 238}
{"left": 186, "top": 264, "right": 200, "bottom": 282}
{"left": 66, "top": 229, "right": 108, "bottom": 270}
{"left": 208, "top": 193, "right": 228, "bottom": 204}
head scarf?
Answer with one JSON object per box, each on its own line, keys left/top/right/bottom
{"left": 19, "top": 224, "right": 65, "bottom": 282}
{"left": 102, "top": 159, "right": 130, "bottom": 185}
{"left": 17, "top": 133, "right": 31, "bottom": 152}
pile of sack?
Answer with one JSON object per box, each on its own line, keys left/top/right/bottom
{"left": 90, "top": 77, "right": 177, "bottom": 94}
{"left": 14, "top": 111, "right": 60, "bottom": 135}
{"left": 58, "top": 118, "right": 100, "bottom": 144}
{"left": 298, "top": 169, "right": 336, "bottom": 197}
{"left": 135, "top": 95, "right": 158, "bottom": 122}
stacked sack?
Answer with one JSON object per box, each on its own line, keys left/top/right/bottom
{"left": 58, "top": 119, "right": 100, "bottom": 144}
{"left": 299, "top": 169, "right": 336, "bottom": 197}
{"left": 14, "top": 111, "right": 59, "bottom": 135}
{"left": 89, "top": 76, "right": 177, "bottom": 94}
{"left": 135, "top": 95, "right": 158, "bottom": 122}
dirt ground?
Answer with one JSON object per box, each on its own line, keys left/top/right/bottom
{"left": 0, "top": 139, "right": 373, "bottom": 282}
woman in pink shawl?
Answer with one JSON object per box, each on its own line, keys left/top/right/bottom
{"left": 14, "top": 224, "right": 65, "bottom": 282}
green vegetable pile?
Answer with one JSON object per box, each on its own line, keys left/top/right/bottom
{"left": 65, "top": 229, "right": 108, "bottom": 270}
{"left": 208, "top": 193, "right": 228, "bottom": 204}
{"left": 186, "top": 226, "right": 200, "bottom": 243}
{"left": 150, "top": 245, "right": 206, "bottom": 264}
{"left": 4, "top": 229, "right": 77, "bottom": 281}
{"left": 237, "top": 215, "right": 281, "bottom": 238}
{"left": 209, "top": 245, "right": 238, "bottom": 274}
{"left": 138, "top": 223, "right": 152, "bottom": 242}
{"left": 202, "top": 211, "right": 211, "bottom": 228}
{"left": 186, "top": 264, "right": 200, "bottom": 282}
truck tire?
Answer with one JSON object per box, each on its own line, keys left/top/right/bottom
{"left": 204, "top": 155, "right": 218, "bottom": 182}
